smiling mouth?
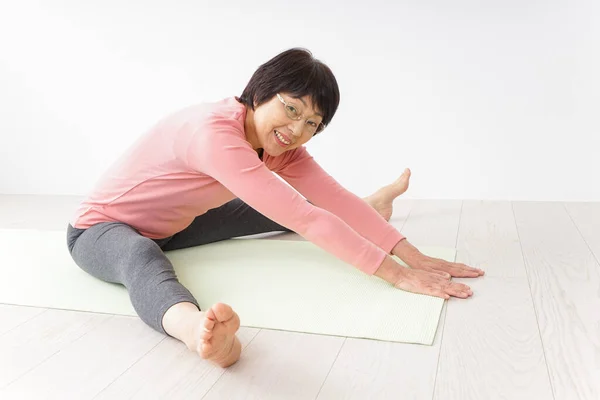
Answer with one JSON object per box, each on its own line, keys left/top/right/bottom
{"left": 274, "top": 130, "right": 291, "bottom": 146}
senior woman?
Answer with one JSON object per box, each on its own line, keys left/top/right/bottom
{"left": 66, "top": 48, "right": 484, "bottom": 368}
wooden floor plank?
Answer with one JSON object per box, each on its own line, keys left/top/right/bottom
{"left": 456, "top": 200, "right": 526, "bottom": 277}
{"left": 317, "top": 303, "right": 448, "bottom": 400}
{"left": 316, "top": 199, "right": 459, "bottom": 399}
{"left": 0, "top": 315, "right": 165, "bottom": 399}
{"left": 433, "top": 277, "right": 553, "bottom": 400}
{"left": 434, "top": 201, "right": 553, "bottom": 399}
{"left": 564, "top": 202, "right": 600, "bottom": 263}
{"left": 513, "top": 201, "right": 600, "bottom": 399}
{"left": 0, "top": 304, "right": 46, "bottom": 337}
{"left": 203, "top": 329, "right": 344, "bottom": 400}
{"left": 95, "top": 327, "right": 260, "bottom": 400}
{"left": 0, "top": 308, "right": 110, "bottom": 389}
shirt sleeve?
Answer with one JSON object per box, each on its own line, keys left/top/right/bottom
{"left": 274, "top": 146, "right": 406, "bottom": 254}
{"left": 184, "top": 119, "right": 389, "bottom": 275}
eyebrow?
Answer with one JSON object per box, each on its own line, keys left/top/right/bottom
{"left": 292, "top": 97, "right": 324, "bottom": 118}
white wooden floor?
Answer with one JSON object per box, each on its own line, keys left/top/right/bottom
{"left": 0, "top": 195, "right": 599, "bottom": 399}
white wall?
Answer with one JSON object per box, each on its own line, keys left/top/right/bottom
{"left": 1, "top": 0, "right": 598, "bottom": 201}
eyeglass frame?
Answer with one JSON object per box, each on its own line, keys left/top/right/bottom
{"left": 276, "top": 93, "right": 326, "bottom": 135}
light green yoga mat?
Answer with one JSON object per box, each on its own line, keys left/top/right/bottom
{"left": 0, "top": 228, "right": 452, "bottom": 345}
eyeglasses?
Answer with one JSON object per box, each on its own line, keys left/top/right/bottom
{"left": 276, "top": 93, "right": 326, "bottom": 135}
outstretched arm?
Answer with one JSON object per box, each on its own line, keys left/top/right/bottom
{"left": 276, "top": 147, "right": 485, "bottom": 281}
{"left": 183, "top": 121, "right": 390, "bottom": 275}
{"left": 275, "top": 147, "right": 406, "bottom": 254}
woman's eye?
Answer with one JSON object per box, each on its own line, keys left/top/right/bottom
{"left": 307, "top": 121, "right": 317, "bottom": 127}
{"left": 286, "top": 105, "right": 299, "bottom": 116}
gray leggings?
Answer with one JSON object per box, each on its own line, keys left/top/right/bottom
{"left": 67, "top": 198, "right": 291, "bottom": 336}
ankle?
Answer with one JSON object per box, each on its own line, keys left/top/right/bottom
{"left": 162, "top": 302, "right": 205, "bottom": 346}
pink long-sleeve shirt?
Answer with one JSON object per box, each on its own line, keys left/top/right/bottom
{"left": 71, "top": 97, "right": 406, "bottom": 274}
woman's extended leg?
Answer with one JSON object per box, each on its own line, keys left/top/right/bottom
{"left": 158, "top": 197, "right": 291, "bottom": 251}
{"left": 67, "top": 222, "right": 241, "bottom": 367}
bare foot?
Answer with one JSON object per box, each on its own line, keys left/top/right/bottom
{"left": 188, "top": 303, "right": 241, "bottom": 368}
{"left": 363, "top": 168, "right": 411, "bottom": 221}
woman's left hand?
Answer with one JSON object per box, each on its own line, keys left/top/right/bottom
{"left": 408, "top": 256, "right": 485, "bottom": 279}
{"left": 392, "top": 239, "right": 485, "bottom": 279}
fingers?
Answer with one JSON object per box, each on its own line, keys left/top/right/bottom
{"left": 429, "top": 275, "right": 473, "bottom": 299}
{"left": 421, "top": 257, "right": 485, "bottom": 278}
{"left": 395, "top": 271, "right": 440, "bottom": 298}
{"left": 430, "top": 281, "right": 472, "bottom": 299}
{"left": 424, "top": 268, "right": 451, "bottom": 279}
{"left": 411, "top": 283, "right": 450, "bottom": 300}
{"left": 395, "top": 270, "right": 474, "bottom": 300}
{"left": 444, "top": 282, "right": 473, "bottom": 298}
{"left": 456, "top": 262, "right": 485, "bottom": 276}
{"left": 442, "top": 262, "right": 485, "bottom": 278}
{"left": 449, "top": 268, "right": 481, "bottom": 278}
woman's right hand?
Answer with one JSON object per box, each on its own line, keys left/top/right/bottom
{"left": 394, "top": 268, "right": 473, "bottom": 299}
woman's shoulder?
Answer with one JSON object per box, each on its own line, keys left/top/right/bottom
{"left": 151, "top": 97, "right": 247, "bottom": 149}
{"left": 166, "top": 96, "right": 245, "bottom": 128}
{"left": 203, "top": 96, "right": 246, "bottom": 121}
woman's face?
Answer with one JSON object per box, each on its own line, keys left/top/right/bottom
{"left": 251, "top": 93, "right": 323, "bottom": 157}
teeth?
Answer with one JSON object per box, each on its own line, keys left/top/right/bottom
{"left": 275, "top": 131, "right": 290, "bottom": 145}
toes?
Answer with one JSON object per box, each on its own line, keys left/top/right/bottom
{"left": 203, "top": 316, "right": 216, "bottom": 332}
{"left": 201, "top": 329, "right": 213, "bottom": 341}
{"left": 226, "top": 312, "right": 241, "bottom": 331}
{"left": 200, "top": 341, "right": 213, "bottom": 358}
{"left": 398, "top": 168, "right": 411, "bottom": 182}
{"left": 205, "top": 307, "right": 217, "bottom": 322}
{"left": 211, "top": 303, "right": 235, "bottom": 323}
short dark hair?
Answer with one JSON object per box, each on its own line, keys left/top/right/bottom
{"left": 238, "top": 48, "right": 340, "bottom": 134}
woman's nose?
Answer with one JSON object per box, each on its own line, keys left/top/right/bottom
{"left": 289, "top": 120, "right": 305, "bottom": 137}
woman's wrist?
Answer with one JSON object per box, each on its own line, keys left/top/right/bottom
{"left": 374, "top": 255, "right": 404, "bottom": 285}
{"left": 375, "top": 240, "right": 431, "bottom": 284}
{"left": 391, "top": 239, "right": 426, "bottom": 267}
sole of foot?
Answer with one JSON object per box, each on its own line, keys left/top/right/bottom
{"left": 192, "top": 303, "right": 241, "bottom": 368}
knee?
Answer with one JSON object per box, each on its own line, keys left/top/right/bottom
{"left": 121, "top": 238, "right": 176, "bottom": 284}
